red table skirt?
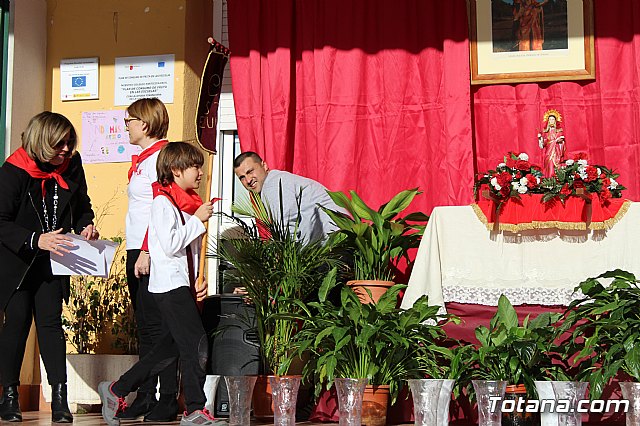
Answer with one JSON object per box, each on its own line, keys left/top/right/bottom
{"left": 472, "top": 191, "right": 630, "bottom": 233}
{"left": 309, "top": 302, "right": 626, "bottom": 425}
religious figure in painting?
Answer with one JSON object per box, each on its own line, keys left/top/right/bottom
{"left": 538, "top": 109, "right": 566, "bottom": 177}
{"left": 514, "top": 0, "right": 549, "bottom": 51}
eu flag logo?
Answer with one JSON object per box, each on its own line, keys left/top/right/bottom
{"left": 72, "top": 76, "right": 86, "bottom": 88}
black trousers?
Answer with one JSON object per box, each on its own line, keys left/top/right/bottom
{"left": 113, "top": 286, "right": 208, "bottom": 414}
{"left": 126, "top": 250, "right": 178, "bottom": 395}
{"left": 0, "top": 258, "right": 66, "bottom": 386}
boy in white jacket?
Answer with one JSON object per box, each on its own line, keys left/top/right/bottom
{"left": 98, "top": 142, "right": 218, "bottom": 426}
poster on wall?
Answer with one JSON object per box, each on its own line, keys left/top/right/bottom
{"left": 81, "top": 110, "right": 140, "bottom": 164}
{"left": 60, "top": 57, "right": 99, "bottom": 101}
{"left": 114, "top": 54, "right": 175, "bottom": 106}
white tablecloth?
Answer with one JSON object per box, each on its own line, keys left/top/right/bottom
{"left": 401, "top": 203, "right": 640, "bottom": 309}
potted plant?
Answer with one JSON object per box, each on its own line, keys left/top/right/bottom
{"left": 286, "top": 267, "right": 454, "bottom": 426}
{"left": 322, "top": 188, "right": 428, "bottom": 303}
{"left": 565, "top": 270, "right": 640, "bottom": 407}
{"left": 214, "top": 190, "right": 341, "bottom": 416}
{"left": 467, "top": 295, "right": 563, "bottom": 426}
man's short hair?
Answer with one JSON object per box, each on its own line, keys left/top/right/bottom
{"left": 233, "top": 151, "right": 263, "bottom": 168}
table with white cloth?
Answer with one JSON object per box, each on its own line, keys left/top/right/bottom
{"left": 401, "top": 202, "right": 640, "bottom": 310}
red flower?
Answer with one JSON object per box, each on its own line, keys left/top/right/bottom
{"left": 560, "top": 184, "right": 572, "bottom": 196}
{"left": 515, "top": 160, "right": 531, "bottom": 170}
{"left": 585, "top": 166, "right": 598, "bottom": 182}
{"left": 599, "top": 173, "right": 606, "bottom": 179}
{"left": 526, "top": 174, "right": 537, "bottom": 188}
{"left": 497, "top": 171, "right": 512, "bottom": 187}
{"left": 600, "top": 188, "right": 612, "bottom": 200}
{"left": 515, "top": 172, "right": 522, "bottom": 179}
{"left": 506, "top": 157, "right": 517, "bottom": 168}
{"left": 603, "top": 177, "right": 611, "bottom": 187}
{"left": 573, "top": 180, "right": 585, "bottom": 189}
{"left": 574, "top": 152, "right": 589, "bottom": 161}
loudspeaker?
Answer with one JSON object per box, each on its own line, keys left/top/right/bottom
{"left": 202, "top": 295, "right": 260, "bottom": 417}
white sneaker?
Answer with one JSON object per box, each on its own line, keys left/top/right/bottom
{"left": 180, "top": 408, "right": 221, "bottom": 425}
{"left": 97, "top": 381, "right": 126, "bottom": 426}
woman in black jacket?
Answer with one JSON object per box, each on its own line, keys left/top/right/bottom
{"left": 0, "top": 111, "right": 97, "bottom": 423}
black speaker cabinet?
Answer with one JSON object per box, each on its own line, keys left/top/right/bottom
{"left": 201, "top": 295, "right": 260, "bottom": 417}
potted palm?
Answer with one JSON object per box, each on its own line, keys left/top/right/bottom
{"left": 286, "top": 267, "right": 454, "bottom": 426}
{"left": 322, "top": 188, "right": 428, "bottom": 303}
{"left": 215, "top": 189, "right": 341, "bottom": 416}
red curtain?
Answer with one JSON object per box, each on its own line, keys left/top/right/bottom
{"left": 229, "top": 0, "right": 640, "bottom": 213}
{"left": 228, "top": 0, "right": 474, "bottom": 214}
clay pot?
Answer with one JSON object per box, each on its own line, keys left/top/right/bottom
{"left": 346, "top": 280, "right": 394, "bottom": 304}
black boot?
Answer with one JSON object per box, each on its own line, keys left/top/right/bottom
{"left": 0, "top": 385, "right": 22, "bottom": 422}
{"left": 143, "top": 393, "right": 178, "bottom": 422}
{"left": 116, "top": 391, "right": 157, "bottom": 419}
{"left": 51, "top": 383, "right": 73, "bottom": 423}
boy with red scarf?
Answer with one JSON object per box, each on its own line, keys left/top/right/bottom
{"left": 98, "top": 142, "right": 217, "bottom": 426}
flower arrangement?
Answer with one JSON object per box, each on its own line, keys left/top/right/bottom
{"left": 539, "top": 153, "right": 625, "bottom": 203}
{"left": 473, "top": 152, "right": 544, "bottom": 202}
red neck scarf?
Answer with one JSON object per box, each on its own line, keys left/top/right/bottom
{"left": 6, "top": 147, "right": 70, "bottom": 195}
{"left": 152, "top": 181, "right": 203, "bottom": 215}
{"left": 128, "top": 139, "right": 169, "bottom": 181}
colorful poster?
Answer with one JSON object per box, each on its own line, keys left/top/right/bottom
{"left": 81, "top": 110, "right": 140, "bottom": 164}
{"left": 60, "top": 57, "right": 99, "bottom": 101}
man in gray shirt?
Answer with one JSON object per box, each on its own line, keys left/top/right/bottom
{"left": 233, "top": 151, "right": 340, "bottom": 243}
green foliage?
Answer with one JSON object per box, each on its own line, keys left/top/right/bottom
{"left": 564, "top": 269, "right": 640, "bottom": 399}
{"left": 468, "top": 295, "right": 564, "bottom": 396}
{"left": 285, "top": 268, "right": 456, "bottom": 404}
{"left": 62, "top": 237, "right": 137, "bottom": 354}
{"left": 214, "top": 189, "right": 341, "bottom": 375}
{"left": 322, "top": 188, "right": 428, "bottom": 281}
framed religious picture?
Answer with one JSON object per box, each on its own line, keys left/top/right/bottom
{"left": 469, "top": 0, "right": 595, "bottom": 85}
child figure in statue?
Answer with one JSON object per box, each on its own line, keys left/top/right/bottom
{"left": 538, "top": 109, "right": 565, "bottom": 177}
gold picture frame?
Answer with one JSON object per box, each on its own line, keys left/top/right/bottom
{"left": 469, "top": 0, "right": 595, "bottom": 85}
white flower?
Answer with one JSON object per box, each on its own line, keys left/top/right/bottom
{"left": 519, "top": 177, "right": 529, "bottom": 186}
{"left": 578, "top": 159, "right": 588, "bottom": 166}
{"left": 597, "top": 168, "right": 602, "bottom": 175}
{"left": 490, "top": 177, "right": 501, "bottom": 191}
{"left": 536, "top": 176, "right": 541, "bottom": 184}
{"left": 609, "top": 178, "right": 618, "bottom": 189}
{"left": 518, "top": 153, "right": 529, "bottom": 161}
{"left": 517, "top": 185, "right": 528, "bottom": 194}
{"left": 512, "top": 182, "right": 520, "bottom": 189}
{"left": 497, "top": 162, "right": 506, "bottom": 169}
{"left": 565, "top": 159, "right": 575, "bottom": 166}
{"left": 579, "top": 171, "right": 588, "bottom": 180}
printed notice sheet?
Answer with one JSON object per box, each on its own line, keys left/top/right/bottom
{"left": 50, "top": 234, "right": 120, "bottom": 277}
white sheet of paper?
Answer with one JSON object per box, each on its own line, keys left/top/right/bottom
{"left": 50, "top": 234, "right": 120, "bottom": 277}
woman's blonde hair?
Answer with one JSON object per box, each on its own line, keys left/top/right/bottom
{"left": 156, "top": 142, "right": 204, "bottom": 185}
{"left": 21, "top": 112, "right": 77, "bottom": 163}
{"left": 126, "top": 98, "right": 169, "bottom": 140}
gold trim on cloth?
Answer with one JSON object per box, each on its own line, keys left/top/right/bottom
{"left": 471, "top": 200, "right": 631, "bottom": 233}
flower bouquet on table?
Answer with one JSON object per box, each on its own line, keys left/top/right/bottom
{"left": 473, "top": 152, "right": 544, "bottom": 205}
{"left": 539, "top": 153, "right": 625, "bottom": 204}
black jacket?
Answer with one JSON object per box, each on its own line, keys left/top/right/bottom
{"left": 0, "top": 152, "right": 94, "bottom": 319}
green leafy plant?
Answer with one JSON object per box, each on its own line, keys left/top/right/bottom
{"left": 286, "top": 268, "right": 456, "bottom": 403}
{"left": 322, "top": 188, "right": 428, "bottom": 281}
{"left": 564, "top": 269, "right": 640, "bottom": 399}
{"left": 214, "top": 189, "right": 341, "bottom": 375}
{"left": 468, "top": 295, "right": 563, "bottom": 396}
{"left": 62, "top": 237, "right": 137, "bottom": 354}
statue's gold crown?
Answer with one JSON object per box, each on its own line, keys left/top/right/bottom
{"left": 543, "top": 109, "right": 562, "bottom": 123}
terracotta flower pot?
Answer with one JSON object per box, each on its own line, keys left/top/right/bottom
{"left": 347, "top": 280, "right": 394, "bottom": 304}
{"left": 252, "top": 375, "right": 274, "bottom": 419}
{"left": 361, "top": 385, "right": 389, "bottom": 426}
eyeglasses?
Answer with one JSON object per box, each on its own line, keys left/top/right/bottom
{"left": 53, "top": 138, "right": 74, "bottom": 150}
{"left": 124, "top": 117, "right": 141, "bottom": 128}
